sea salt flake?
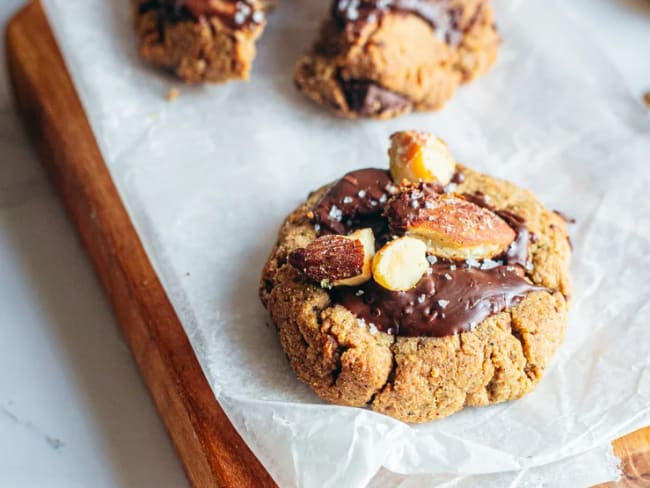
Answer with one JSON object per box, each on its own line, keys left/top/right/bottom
{"left": 355, "top": 289, "right": 365, "bottom": 296}
{"left": 444, "top": 273, "right": 452, "bottom": 280}
{"left": 438, "top": 299, "right": 449, "bottom": 309}
{"left": 328, "top": 205, "right": 343, "bottom": 222}
{"left": 480, "top": 259, "right": 502, "bottom": 270}
{"left": 417, "top": 294, "right": 426, "bottom": 304}
{"left": 386, "top": 184, "right": 399, "bottom": 194}
{"left": 426, "top": 255, "right": 438, "bottom": 264}
{"left": 357, "top": 189, "right": 367, "bottom": 198}
{"left": 343, "top": 196, "right": 354, "bottom": 204}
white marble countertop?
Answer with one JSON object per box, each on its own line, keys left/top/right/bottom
{"left": 0, "top": 2, "right": 188, "bottom": 487}
{"left": 0, "top": 1, "right": 648, "bottom": 487}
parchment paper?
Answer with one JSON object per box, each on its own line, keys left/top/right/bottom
{"left": 40, "top": 0, "right": 650, "bottom": 486}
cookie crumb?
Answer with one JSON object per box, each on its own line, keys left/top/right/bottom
{"left": 167, "top": 88, "right": 180, "bottom": 101}
{"left": 644, "top": 91, "right": 650, "bottom": 107}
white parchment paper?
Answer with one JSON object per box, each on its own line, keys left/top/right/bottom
{"left": 41, "top": 0, "right": 650, "bottom": 486}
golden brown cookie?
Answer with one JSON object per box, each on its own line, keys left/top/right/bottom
{"left": 260, "top": 132, "right": 571, "bottom": 423}
{"left": 134, "top": 0, "right": 267, "bottom": 83}
{"left": 294, "top": 0, "right": 500, "bottom": 119}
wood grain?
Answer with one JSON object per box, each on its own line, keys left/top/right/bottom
{"left": 6, "top": 2, "right": 276, "bottom": 487}
{"left": 4, "top": 2, "right": 649, "bottom": 487}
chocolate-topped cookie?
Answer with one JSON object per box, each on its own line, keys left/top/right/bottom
{"left": 260, "top": 131, "right": 571, "bottom": 423}
{"left": 134, "top": 0, "right": 267, "bottom": 83}
{"left": 294, "top": 0, "right": 500, "bottom": 118}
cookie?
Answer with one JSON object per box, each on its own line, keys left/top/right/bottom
{"left": 260, "top": 131, "right": 571, "bottom": 423}
{"left": 294, "top": 0, "right": 500, "bottom": 119}
{"left": 135, "top": 0, "right": 267, "bottom": 83}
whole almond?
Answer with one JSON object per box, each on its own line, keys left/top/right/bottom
{"left": 288, "top": 229, "right": 375, "bottom": 287}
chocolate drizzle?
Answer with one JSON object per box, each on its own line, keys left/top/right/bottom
{"left": 308, "top": 167, "right": 546, "bottom": 338}
{"left": 496, "top": 210, "right": 533, "bottom": 268}
{"left": 332, "top": 0, "right": 464, "bottom": 45}
{"left": 553, "top": 210, "right": 576, "bottom": 224}
{"left": 137, "top": 0, "right": 264, "bottom": 29}
{"left": 333, "top": 264, "right": 544, "bottom": 337}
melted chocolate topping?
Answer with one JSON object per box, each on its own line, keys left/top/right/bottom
{"left": 333, "top": 264, "right": 544, "bottom": 337}
{"left": 496, "top": 210, "right": 533, "bottom": 268}
{"left": 313, "top": 168, "right": 396, "bottom": 236}
{"left": 462, "top": 192, "right": 535, "bottom": 269}
{"left": 138, "top": 0, "right": 264, "bottom": 28}
{"left": 307, "top": 167, "right": 546, "bottom": 338}
{"left": 383, "top": 183, "right": 448, "bottom": 233}
{"left": 332, "top": 0, "right": 465, "bottom": 45}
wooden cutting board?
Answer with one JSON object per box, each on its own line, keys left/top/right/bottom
{"left": 5, "top": 2, "right": 649, "bottom": 486}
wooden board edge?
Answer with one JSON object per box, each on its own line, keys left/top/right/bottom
{"left": 5, "top": 2, "right": 277, "bottom": 487}
{"left": 5, "top": 2, "right": 649, "bottom": 487}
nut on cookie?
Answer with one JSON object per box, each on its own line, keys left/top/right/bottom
{"left": 288, "top": 228, "right": 374, "bottom": 287}
{"left": 389, "top": 131, "right": 456, "bottom": 185}
{"left": 371, "top": 236, "right": 429, "bottom": 291}
{"left": 386, "top": 192, "right": 516, "bottom": 260}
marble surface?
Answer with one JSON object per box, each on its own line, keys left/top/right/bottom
{"left": 0, "top": 0, "right": 648, "bottom": 487}
{"left": 0, "top": 1, "right": 188, "bottom": 487}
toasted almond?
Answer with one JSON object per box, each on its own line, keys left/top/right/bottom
{"left": 399, "top": 194, "right": 516, "bottom": 260}
{"left": 372, "top": 236, "right": 429, "bottom": 292}
{"left": 389, "top": 131, "right": 456, "bottom": 186}
{"left": 336, "top": 228, "right": 375, "bottom": 286}
{"left": 288, "top": 230, "right": 375, "bottom": 287}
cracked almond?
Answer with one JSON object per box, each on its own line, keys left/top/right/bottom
{"left": 372, "top": 236, "right": 429, "bottom": 292}
{"left": 389, "top": 131, "right": 456, "bottom": 186}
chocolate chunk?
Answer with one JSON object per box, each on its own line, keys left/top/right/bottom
{"left": 340, "top": 80, "right": 412, "bottom": 117}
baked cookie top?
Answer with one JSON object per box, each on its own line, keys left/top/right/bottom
{"left": 135, "top": 0, "right": 267, "bottom": 83}
{"left": 260, "top": 131, "right": 572, "bottom": 422}
{"left": 294, "top": 0, "right": 500, "bottom": 118}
